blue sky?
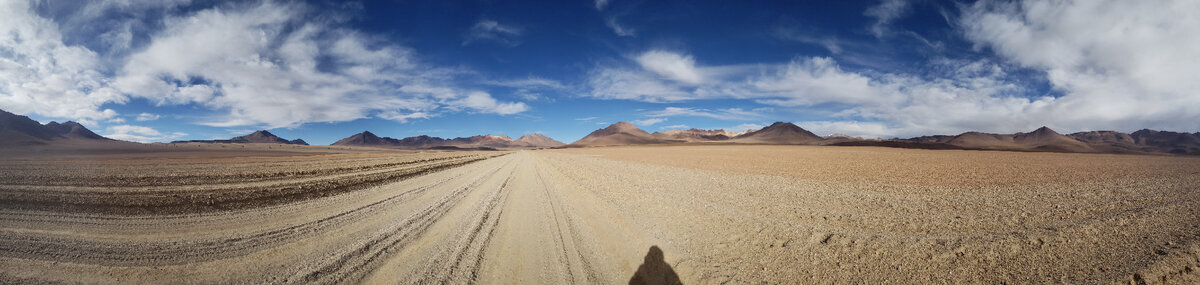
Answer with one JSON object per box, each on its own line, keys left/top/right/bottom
{"left": 2, "top": 0, "right": 1198, "bottom": 144}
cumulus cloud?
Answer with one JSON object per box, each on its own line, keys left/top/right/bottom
{"left": 463, "top": 19, "right": 523, "bottom": 47}
{"left": 960, "top": 0, "right": 1200, "bottom": 132}
{"left": 585, "top": 1, "right": 1200, "bottom": 138}
{"left": 0, "top": 1, "right": 126, "bottom": 124}
{"left": 3, "top": 1, "right": 529, "bottom": 130}
{"left": 104, "top": 124, "right": 186, "bottom": 143}
{"left": 636, "top": 51, "right": 703, "bottom": 84}
{"left": 795, "top": 121, "right": 896, "bottom": 138}
{"left": 587, "top": 52, "right": 1050, "bottom": 137}
{"left": 453, "top": 92, "right": 529, "bottom": 115}
{"left": 105, "top": 1, "right": 527, "bottom": 128}
{"left": 586, "top": 67, "right": 698, "bottom": 102}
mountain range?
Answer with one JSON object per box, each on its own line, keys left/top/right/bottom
{"left": 569, "top": 121, "right": 1200, "bottom": 155}
{"left": 172, "top": 130, "right": 308, "bottom": 145}
{"left": 1, "top": 108, "right": 1196, "bottom": 155}
{"left": 331, "top": 131, "right": 565, "bottom": 149}
{"left": 570, "top": 121, "right": 826, "bottom": 147}
{"left": 0, "top": 109, "right": 116, "bottom": 146}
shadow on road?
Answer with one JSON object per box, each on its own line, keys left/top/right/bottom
{"left": 628, "top": 245, "right": 683, "bottom": 285}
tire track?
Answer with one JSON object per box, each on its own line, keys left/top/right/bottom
{"left": 410, "top": 165, "right": 516, "bottom": 284}
{"left": 0, "top": 162, "right": 501, "bottom": 265}
{"left": 0, "top": 153, "right": 501, "bottom": 214}
{"left": 296, "top": 158, "right": 516, "bottom": 284}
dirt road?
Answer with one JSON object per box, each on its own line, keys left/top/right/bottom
{"left": 1, "top": 146, "right": 1198, "bottom": 283}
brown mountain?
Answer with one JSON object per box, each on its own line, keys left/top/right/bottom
{"left": 652, "top": 128, "right": 742, "bottom": 142}
{"left": 1068, "top": 131, "right": 1142, "bottom": 153}
{"left": 944, "top": 127, "right": 1092, "bottom": 152}
{"left": 570, "top": 122, "right": 679, "bottom": 147}
{"left": 1128, "top": 129, "right": 1200, "bottom": 154}
{"left": 44, "top": 121, "right": 108, "bottom": 140}
{"left": 332, "top": 131, "right": 552, "bottom": 149}
{"left": 332, "top": 131, "right": 440, "bottom": 147}
{"left": 448, "top": 135, "right": 517, "bottom": 148}
{"left": 173, "top": 130, "right": 308, "bottom": 145}
{"left": 0, "top": 109, "right": 115, "bottom": 146}
{"left": 516, "top": 133, "right": 565, "bottom": 147}
{"left": 731, "top": 122, "right": 824, "bottom": 144}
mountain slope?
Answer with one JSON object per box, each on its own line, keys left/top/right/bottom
{"left": 0, "top": 109, "right": 116, "bottom": 145}
{"left": 1130, "top": 129, "right": 1200, "bottom": 154}
{"left": 173, "top": 130, "right": 308, "bottom": 145}
{"left": 0, "top": 109, "right": 60, "bottom": 145}
{"left": 570, "top": 122, "right": 678, "bottom": 146}
{"left": 515, "top": 134, "right": 565, "bottom": 147}
{"left": 332, "top": 132, "right": 556, "bottom": 149}
{"left": 731, "top": 122, "right": 824, "bottom": 144}
{"left": 652, "top": 128, "right": 742, "bottom": 142}
{"left": 944, "top": 127, "right": 1093, "bottom": 152}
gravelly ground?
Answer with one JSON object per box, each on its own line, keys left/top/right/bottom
{"left": 0, "top": 144, "right": 1197, "bottom": 284}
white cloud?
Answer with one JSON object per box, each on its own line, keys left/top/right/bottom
{"left": 377, "top": 111, "right": 430, "bottom": 123}
{"left": 774, "top": 27, "right": 843, "bottom": 54}
{"left": 635, "top": 50, "right": 703, "bottom": 84}
{"left": 453, "top": 92, "right": 529, "bottom": 115}
{"left": 586, "top": 67, "right": 698, "bottom": 102}
{"left": 463, "top": 19, "right": 522, "bottom": 47}
{"left": 575, "top": 117, "right": 599, "bottom": 121}
{"left": 633, "top": 118, "right": 666, "bottom": 126}
{"left": 595, "top": 0, "right": 611, "bottom": 10}
{"left": 606, "top": 17, "right": 636, "bottom": 37}
{"left": 0, "top": 1, "right": 126, "bottom": 123}
{"left": 3, "top": 1, "right": 529, "bottom": 131}
{"left": 659, "top": 124, "right": 689, "bottom": 130}
{"left": 865, "top": 0, "right": 911, "bottom": 38}
{"left": 644, "top": 107, "right": 763, "bottom": 121}
{"left": 104, "top": 1, "right": 528, "bottom": 128}
{"left": 709, "top": 123, "right": 765, "bottom": 133}
{"left": 484, "top": 77, "right": 565, "bottom": 89}
{"left": 586, "top": 52, "right": 1058, "bottom": 138}
{"left": 959, "top": 0, "right": 1200, "bottom": 132}
{"left": 796, "top": 121, "right": 895, "bottom": 138}
{"left": 104, "top": 124, "right": 186, "bottom": 143}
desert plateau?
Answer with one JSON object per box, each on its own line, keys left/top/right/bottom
{"left": 5, "top": 0, "right": 1200, "bottom": 283}
{"left": 2, "top": 141, "right": 1199, "bottom": 284}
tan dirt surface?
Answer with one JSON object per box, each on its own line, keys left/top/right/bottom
{"left": 1, "top": 145, "right": 1198, "bottom": 284}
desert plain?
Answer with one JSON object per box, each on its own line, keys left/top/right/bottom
{"left": 0, "top": 143, "right": 1198, "bottom": 284}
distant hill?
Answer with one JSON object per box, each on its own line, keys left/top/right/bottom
{"left": 1127, "top": 129, "right": 1200, "bottom": 154}
{"left": 731, "top": 122, "right": 824, "bottom": 144}
{"left": 569, "top": 122, "right": 681, "bottom": 147}
{"left": 0, "top": 109, "right": 116, "bottom": 146}
{"left": 515, "top": 134, "right": 565, "bottom": 148}
{"left": 332, "top": 131, "right": 556, "bottom": 149}
{"left": 943, "top": 127, "right": 1092, "bottom": 152}
{"left": 172, "top": 130, "right": 309, "bottom": 145}
{"left": 877, "top": 127, "right": 1199, "bottom": 154}
{"left": 651, "top": 128, "right": 743, "bottom": 142}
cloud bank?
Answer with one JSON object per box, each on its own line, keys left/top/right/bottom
{"left": 587, "top": 0, "right": 1200, "bottom": 139}
{"left": 1, "top": 1, "right": 529, "bottom": 129}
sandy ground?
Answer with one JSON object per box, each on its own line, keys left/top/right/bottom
{"left": 0, "top": 145, "right": 1198, "bottom": 284}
